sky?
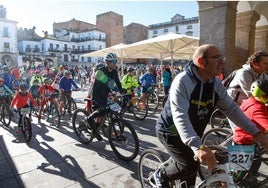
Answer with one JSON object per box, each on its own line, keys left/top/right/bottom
{"left": 1, "top": 0, "right": 198, "bottom": 36}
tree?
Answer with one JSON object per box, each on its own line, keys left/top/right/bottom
{"left": 0, "top": 5, "right": 7, "bottom": 19}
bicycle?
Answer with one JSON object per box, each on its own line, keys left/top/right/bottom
{"left": 146, "top": 85, "right": 159, "bottom": 110}
{"left": 118, "top": 90, "right": 148, "bottom": 121}
{"left": 72, "top": 93, "right": 139, "bottom": 161}
{"left": 139, "top": 145, "right": 268, "bottom": 188}
{"left": 0, "top": 96, "right": 12, "bottom": 127}
{"left": 61, "top": 90, "right": 77, "bottom": 116}
{"left": 15, "top": 107, "right": 33, "bottom": 142}
{"left": 43, "top": 92, "right": 61, "bottom": 127}
{"left": 209, "top": 109, "right": 231, "bottom": 129}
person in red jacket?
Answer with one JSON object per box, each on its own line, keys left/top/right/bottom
{"left": 37, "top": 78, "right": 58, "bottom": 123}
{"left": 233, "top": 79, "right": 268, "bottom": 145}
{"left": 10, "top": 83, "right": 38, "bottom": 132}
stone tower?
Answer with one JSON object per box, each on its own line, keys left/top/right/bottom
{"left": 96, "top": 11, "right": 124, "bottom": 47}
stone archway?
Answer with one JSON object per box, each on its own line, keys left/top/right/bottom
{"left": 1, "top": 54, "right": 13, "bottom": 67}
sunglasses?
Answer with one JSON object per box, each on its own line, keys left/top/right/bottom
{"left": 109, "top": 59, "right": 117, "bottom": 64}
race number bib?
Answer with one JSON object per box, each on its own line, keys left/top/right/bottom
{"left": 228, "top": 144, "right": 255, "bottom": 171}
{"left": 109, "top": 102, "right": 122, "bottom": 112}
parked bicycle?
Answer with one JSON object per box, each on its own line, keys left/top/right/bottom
{"left": 0, "top": 96, "right": 12, "bottom": 127}
{"left": 145, "top": 85, "right": 159, "bottom": 110}
{"left": 43, "top": 92, "right": 61, "bottom": 127}
{"left": 72, "top": 92, "right": 139, "bottom": 161}
{"left": 15, "top": 107, "right": 33, "bottom": 142}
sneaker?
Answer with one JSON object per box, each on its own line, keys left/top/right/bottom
{"left": 153, "top": 169, "right": 169, "bottom": 188}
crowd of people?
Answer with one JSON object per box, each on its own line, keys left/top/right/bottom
{"left": 2, "top": 46, "right": 268, "bottom": 187}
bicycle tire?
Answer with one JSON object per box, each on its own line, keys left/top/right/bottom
{"left": 50, "top": 103, "right": 61, "bottom": 127}
{"left": 147, "top": 92, "right": 159, "bottom": 110}
{"left": 22, "top": 117, "right": 32, "bottom": 142}
{"left": 72, "top": 109, "right": 93, "bottom": 144}
{"left": 132, "top": 99, "right": 148, "bottom": 121}
{"left": 108, "top": 118, "right": 139, "bottom": 161}
{"left": 2, "top": 103, "right": 11, "bottom": 127}
{"left": 209, "top": 109, "right": 230, "bottom": 129}
{"left": 162, "top": 95, "right": 168, "bottom": 108}
{"left": 138, "top": 149, "right": 165, "bottom": 188}
{"left": 201, "top": 128, "right": 233, "bottom": 148}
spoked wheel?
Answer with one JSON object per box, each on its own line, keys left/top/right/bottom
{"left": 50, "top": 104, "right": 61, "bottom": 127}
{"left": 201, "top": 128, "right": 233, "bottom": 148}
{"left": 147, "top": 92, "right": 159, "bottom": 110}
{"left": 2, "top": 104, "right": 11, "bottom": 127}
{"left": 22, "top": 117, "right": 32, "bottom": 142}
{"left": 71, "top": 98, "right": 77, "bottom": 111}
{"left": 132, "top": 99, "right": 148, "bottom": 120}
{"left": 210, "top": 109, "right": 230, "bottom": 129}
{"left": 108, "top": 118, "right": 139, "bottom": 161}
{"left": 72, "top": 109, "right": 93, "bottom": 144}
{"left": 138, "top": 149, "right": 165, "bottom": 188}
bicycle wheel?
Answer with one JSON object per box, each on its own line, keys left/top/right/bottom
{"left": 71, "top": 98, "right": 77, "bottom": 111}
{"left": 209, "top": 109, "right": 230, "bottom": 129}
{"left": 22, "top": 117, "right": 32, "bottom": 142}
{"left": 201, "top": 128, "right": 233, "bottom": 148}
{"left": 108, "top": 118, "right": 139, "bottom": 161}
{"left": 147, "top": 92, "right": 159, "bottom": 110}
{"left": 132, "top": 99, "right": 148, "bottom": 120}
{"left": 2, "top": 103, "right": 11, "bottom": 127}
{"left": 162, "top": 95, "right": 168, "bottom": 108}
{"left": 138, "top": 149, "right": 165, "bottom": 188}
{"left": 72, "top": 109, "right": 93, "bottom": 144}
{"left": 50, "top": 103, "right": 61, "bottom": 127}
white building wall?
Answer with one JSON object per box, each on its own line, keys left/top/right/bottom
{"left": 0, "top": 18, "right": 18, "bottom": 53}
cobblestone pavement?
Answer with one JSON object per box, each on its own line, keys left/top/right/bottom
{"left": 0, "top": 87, "right": 166, "bottom": 188}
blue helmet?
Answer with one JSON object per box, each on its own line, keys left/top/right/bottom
{"left": 20, "top": 83, "right": 29, "bottom": 90}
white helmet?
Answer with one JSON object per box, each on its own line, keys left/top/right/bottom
{"left": 105, "top": 52, "right": 117, "bottom": 63}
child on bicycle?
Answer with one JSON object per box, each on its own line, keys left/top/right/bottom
{"left": 0, "top": 77, "right": 14, "bottom": 104}
{"left": 10, "top": 83, "right": 38, "bottom": 132}
{"left": 233, "top": 79, "right": 268, "bottom": 144}
{"left": 37, "top": 78, "right": 59, "bottom": 123}
{"left": 29, "top": 79, "right": 40, "bottom": 101}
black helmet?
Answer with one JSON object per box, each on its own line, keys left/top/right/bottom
{"left": 20, "top": 83, "right": 29, "bottom": 90}
{"left": 105, "top": 52, "right": 117, "bottom": 63}
{"left": 44, "top": 78, "right": 52, "bottom": 83}
{"left": 127, "top": 67, "right": 134, "bottom": 72}
{"left": 251, "top": 79, "right": 268, "bottom": 97}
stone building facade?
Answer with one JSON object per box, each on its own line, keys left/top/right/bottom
{"left": 124, "top": 23, "right": 148, "bottom": 44}
{"left": 96, "top": 11, "right": 124, "bottom": 47}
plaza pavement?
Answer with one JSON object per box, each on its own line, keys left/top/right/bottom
{"left": 0, "top": 88, "right": 167, "bottom": 188}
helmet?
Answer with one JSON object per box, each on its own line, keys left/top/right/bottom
{"left": 147, "top": 67, "right": 153, "bottom": 72}
{"left": 2, "top": 66, "right": 9, "bottom": 71}
{"left": 251, "top": 79, "right": 268, "bottom": 103}
{"left": 105, "top": 52, "right": 117, "bottom": 63}
{"left": 64, "top": 70, "right": 70, "bottom": 76}
{"left": 20, "top": 83, "right": 29, "bottom": 91}
{"left": 127, "top": 67, "right": 134, "bottom": 72}
{"left": 33, "top": 79, "right": 39, "bottom": 83}
{"left": 44, "top": 78, "right": 52, "bottom": 83}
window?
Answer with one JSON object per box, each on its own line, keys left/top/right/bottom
{"left": 3, "top": 27, "right": 8, "bottom": 37}
{"left": 56, "top": 44, "right": 60, "bottom": 49}
{"left": 187, "top": 25, "right": 193, "bottom": 29}
{"left": 186, "top": 31, "right": 193, "bottom": 36}
{"left": 163, "top": 29, "right": 168, "bottom": 33}
{"left": 153, "top": 30, "right": 158, "bottom": 34}
{"left": 88, "top": 45, "right": 90, "bottom": 51}
{"left": 49, "top": 43, "right": 53, "bottom": 50}
{"left": 175, "top": 26, "right": 179, "bottom": 33}
{"left": 4, "top": 42, "right": 10, "bottom": 52}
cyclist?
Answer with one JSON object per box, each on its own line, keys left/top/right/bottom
{"left": 10, "top": 83, "right": 38, "bottom": 132}
{"left": 37, "top": 78, "right": 58, "bottom": 123}
{"left": 139, "top": 67, "right": 156, "bottom": 101}
{"left": 233, "top": 79, "right": 268, "bottom": 145}
{"left": 0, "top": 77, "right": 14, "bottom": 104}
{"left": 87, "top": 52, "right": 123, "bottom": 141}
{"left": 0, "top": 66, "right": 19, "bottom": 91}
{"left": 30, "top": 70, "right": 44, "bottom": 86}
{"left": 154, "top": 44, "right": 268, "bottom": 188}
{"left": 121, "top": 67, "right": 139, "bottom": 94}
{"left": 162, "top": 67, "right": 172, "bottom": 96}
{"left": 227, "top": 50, "right": 268, "bottom": 106}
{"left": 58, "top": 70, "right": 80, "bottom": 115}
{"left": 29, "top": 79, "right": 40, "bottom": 101}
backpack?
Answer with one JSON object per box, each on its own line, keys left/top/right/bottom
{"left": 221, "top": 70, "right": 238, "bottom": 88}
